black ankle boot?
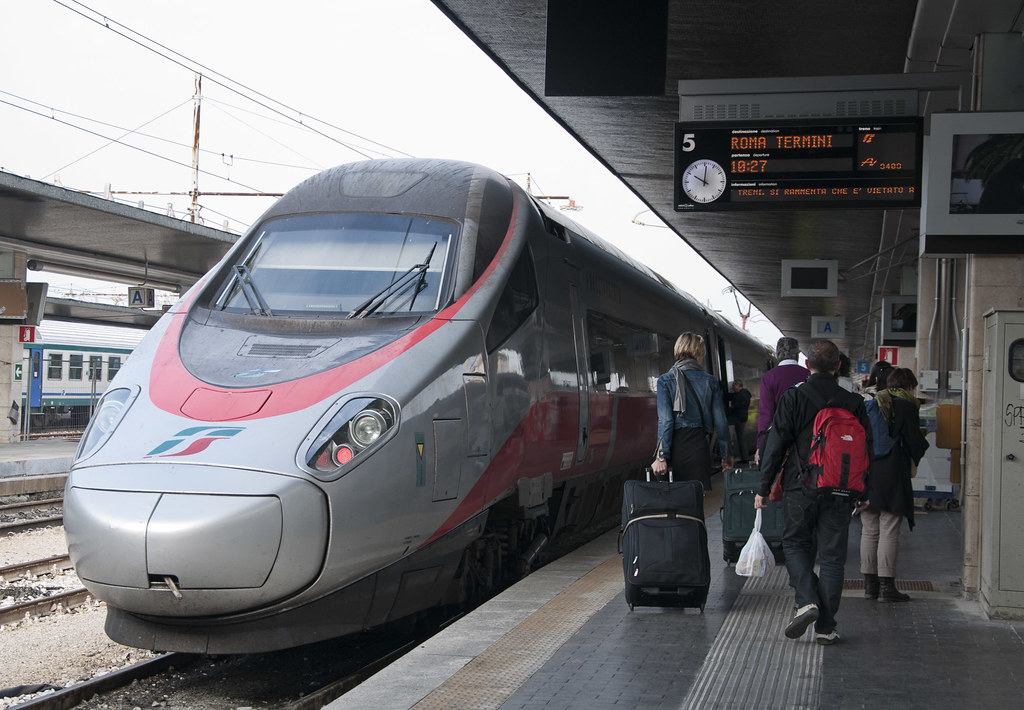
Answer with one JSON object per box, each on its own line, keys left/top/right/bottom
{"left": 864, "top": 573, "right": 879, "bottom": 599}
{"left": 878, "top": 577, "right": 910, "bottom": 602}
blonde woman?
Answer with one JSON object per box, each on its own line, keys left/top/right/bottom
{"left": 651, "top": 332, "right": 732, "bottom": 491}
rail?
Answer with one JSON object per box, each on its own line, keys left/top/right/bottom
{"left": 0, "top": 514, "right": 63, "bottom": 535}
{"left": 10, "top": 654, "right": 201, "bottom": 710}
{"left": 0, "top": 586, "right": 90, "bottom": 626}
{"left": 0, "top": 554, "right": 73, "bottom": 582}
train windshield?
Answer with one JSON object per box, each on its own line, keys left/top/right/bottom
{"left": 216, "top": 213, "right": 457, "bottom": 317}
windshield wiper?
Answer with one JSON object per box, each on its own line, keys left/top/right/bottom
{"left": 348, "top": 243, "right": 437, "bottom": 318}
{"left": 233, "top": 264, "right": 273, "bottom": 316}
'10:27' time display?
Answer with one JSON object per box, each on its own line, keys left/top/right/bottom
{"left": 674, "top": 118, "right": 922, "bottom": 211}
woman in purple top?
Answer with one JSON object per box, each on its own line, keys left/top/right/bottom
{"left": 755, "top": 336, "right": 809, "bottom": 462}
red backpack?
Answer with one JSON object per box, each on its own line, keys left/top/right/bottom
{"left": 798, "top": 387, "right": 870, "bottom": 499}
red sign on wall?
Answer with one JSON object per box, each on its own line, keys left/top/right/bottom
{"left": 18, "top": 326, "right": 36, "bottom": 343}
{"left": 878, "top": 346, "right": 898, "bottom": 365}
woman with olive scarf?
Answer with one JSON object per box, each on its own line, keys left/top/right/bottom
{"left": 859, "top": 367, "right": 930, "bottom": 602}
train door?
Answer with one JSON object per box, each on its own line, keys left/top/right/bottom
{"left": 28, "top": 347, "right": 43, "bottom": 409}
{"left": 715, "top": 331, "right": 734, "bottom": 388}
{"left": 569, "top": 285, "right": 590, "bottom": 464}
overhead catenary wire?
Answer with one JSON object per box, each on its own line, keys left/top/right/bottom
{"left": 54, "top": 0, "right": 415, "bottom": 161}
{"left": 0, "top": 90, "right": 324, "bottom": 177}
{"left": 201, "top": 95, "right": 400, "bottom": 161}
{"left": 0, "top": 96, "right": 266, "bottom": 194}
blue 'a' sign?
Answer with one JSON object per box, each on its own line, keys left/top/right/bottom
{"left": 128, "top": 287, "right": 156, "bottom": 308}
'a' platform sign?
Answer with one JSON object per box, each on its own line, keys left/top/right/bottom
{"left": 811, "top": 316, "right": 845, "bottom": 339}
{"left": 128, "top": 287, "right": 156, "bottom": 308}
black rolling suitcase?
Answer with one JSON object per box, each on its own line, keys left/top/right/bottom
{"left": 619, "top": 472, "right": 710, "bottom": 611}
{"left": 721, "top": 467, "right": 785, "bottom": 564}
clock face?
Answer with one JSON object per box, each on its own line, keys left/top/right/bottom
{"left": 681, "top": 159, "right": 727, "bottom": 204}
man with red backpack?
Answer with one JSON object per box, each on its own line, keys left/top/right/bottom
{"left": 755, "top": 339, "right": 873, "bottom": 646}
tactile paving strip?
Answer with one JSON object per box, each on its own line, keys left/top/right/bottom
{"left": 411, "top": 556, "right": 623, "bottom": 710}
{"left": 680, "top": 566, "right": 822, "bottom": 709}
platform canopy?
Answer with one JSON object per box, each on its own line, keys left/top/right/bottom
{"left": 430, "top": 0, "right": 1023, "bottom": 357}
{"left": 0, "top": 171, "right": 237, "bottom": 294}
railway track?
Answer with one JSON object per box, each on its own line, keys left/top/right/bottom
{"left": 0, "top": 586, "right": 92, "bottom": 626}
{"left": 0, "top": 496, "right": 64, "bottom": 535}
{"left": 0, "top": 498, "right": 63, "bottom": 515}
{"left": 0, "top": 553, "right": 73, "bottom": 581}
{"left": 8, "top": 631, "right": 422, "bottom": 710}
{"left": 1, "top": 547, "right": 431, "bottom": 709}
{"left": 0, "top": 554, "right": 87, "bottom": 626}
{"left": 0, "top": 515, "right": 63, "bottom": 535}
{"left": 9, "top": 653, "right": 201, "bottom": 710}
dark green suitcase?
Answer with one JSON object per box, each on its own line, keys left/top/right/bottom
{"left": 721, "top": 467, "right": 785, "bottom": 564}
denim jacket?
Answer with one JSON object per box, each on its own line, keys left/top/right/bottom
{"left": 655, "top": 363, "right": 731, "bottom": 461}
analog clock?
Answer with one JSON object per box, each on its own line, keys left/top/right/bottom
{"left": 681, "top": 159, "right": 727, "bottom": 204}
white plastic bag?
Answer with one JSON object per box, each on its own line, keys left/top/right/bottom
{"left": 736, "top": 508, "right": 776, "bottom": 578}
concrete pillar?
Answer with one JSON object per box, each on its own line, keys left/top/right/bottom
{"left": 0, "top": 251, "right": 28, "bottom": 443}
{"left": 962, "top": 255, "right": 1024, "bottom": 598}
{"left": 960, "top": 32, "right": 1024, "bottom": 603}
{"left": 1, "top": 328, "right": 21, "bottom": 443}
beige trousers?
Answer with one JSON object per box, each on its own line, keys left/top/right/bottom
{"left": 859, "top": 508, "right": 903, "bottom": 577}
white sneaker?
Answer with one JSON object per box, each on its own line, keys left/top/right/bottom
{"left": 784, "top": 603, "right": 819, "bottom": 639}
{"left": 815, "top": 630, "right": 840, "bottom": 645}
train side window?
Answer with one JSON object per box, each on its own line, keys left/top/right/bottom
{"left": 541, "top": 213, "right": 569, "bottom": 243}
{"left": 586, "top": 312, "right": 668, "bottom": 394}
{"left": 485, "top": 249, "right": 538, "bottom": 352}
{"left": 69, "top": 354, "right": 83, "bottom": 381}
{"left": 47, "top": 354, "right": 63, "bottom": 380}
{"left": 88, "top": 355, "right": 103, "bottom": 381}
{"left": 108, "top": 356, "right": 122, "bottom": 380}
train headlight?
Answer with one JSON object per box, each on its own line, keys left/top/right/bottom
{"left": 75, "top": 387, "right": 139, "bottom": 462}
{"left": 350, "top": 410, "right": 386, "bottom": 447}
{"left": 302, "top": 396, "right": 398, "bottom": 478}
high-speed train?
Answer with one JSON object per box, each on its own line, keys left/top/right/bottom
{"left": 64, "top": 159, "right": 773, "bottom": 653}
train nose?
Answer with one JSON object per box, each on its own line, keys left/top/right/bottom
{"left": 64, "top": 465, "right": 328, "bottom": 617}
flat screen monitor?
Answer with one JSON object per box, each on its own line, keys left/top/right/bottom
{"left": 781, "top": 259, "right": 837, "bottom": 297}
{"left": 921, "top": 111, "right": 1024, "bottom": 255}
{"left": 881, "top": 295, "right": 917, "bottom": 342}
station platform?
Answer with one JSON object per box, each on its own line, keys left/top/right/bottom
{"left": 0, "top": 438, "right": 76, "bottom": 493}
{"left": 327, "top": 483, "right": 1024, "bottom": 710}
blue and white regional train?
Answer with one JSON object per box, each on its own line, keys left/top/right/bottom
{"left": 22, "top": 321, "right": 147, "bottom": 429}
{"left": 64, "top": 159, "right": 773, "bottom": 653}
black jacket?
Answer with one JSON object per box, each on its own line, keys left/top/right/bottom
{"left": 728, "top": 388, "right": 752, "bottom": 423}
{"left": 758, "top": 372, "right": 874, "bottom": 498}
{"left": 869, "top": 397, "right": 929, "bottom": 529}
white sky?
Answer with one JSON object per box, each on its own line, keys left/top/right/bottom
{"left": 2, "top": 0, "right": 781, "bottom": 345}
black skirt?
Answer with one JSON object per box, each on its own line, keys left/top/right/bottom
{"left": 670, "top": 426, "right": 712, "bottom": 491}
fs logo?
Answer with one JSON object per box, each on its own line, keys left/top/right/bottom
{"left": 145, "top": 426, "right": 244, "bottom": 458}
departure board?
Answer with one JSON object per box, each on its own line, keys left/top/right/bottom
{"left": 673, "top": 117, "right": 922, "bottom": 211}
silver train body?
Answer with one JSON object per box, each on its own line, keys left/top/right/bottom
{"left": 64, "top": 159, "right": 773, "bottom": 653}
